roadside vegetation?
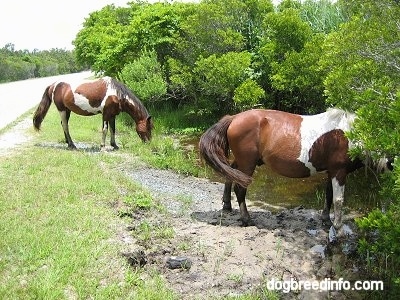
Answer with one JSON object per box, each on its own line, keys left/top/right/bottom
{"left": 1, "top": 0, "right": 399, "bottom": 298}
{"left": 0, "top": 107, "right": 173, "bottom": 299}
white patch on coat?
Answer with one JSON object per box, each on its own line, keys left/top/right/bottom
{"left": 103, "top": 76, "right": 119, "bottom": 103}
{"left": 105, "top": 76, "right": 136, "bottom": 107}
{"left": 73, "top": 93, "right": 103, "bottom": 114}
{"left": 71, "top": 77, "right": 116, "bottom": 114}
{"left": 297, "top": 108, "right": 356, "bottom": 174}
{"left": 51, "top": 81, "right": 61, "bottom": 101}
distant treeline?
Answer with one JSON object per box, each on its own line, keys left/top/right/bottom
{"left": 0, "top": 43, "right": 86, "bottom": 83}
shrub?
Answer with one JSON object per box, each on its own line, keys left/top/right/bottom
{"left": 119, "top": 50, "right": 167, "bottom": 102}
{"left": 233, "top": 78, "right": 265, "bottom": 110}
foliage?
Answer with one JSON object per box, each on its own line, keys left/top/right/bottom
{"left": 299, "top": 0, "right": 347, "bottom": 33}
{"left": 322, "top": 0, "right": 400, "bottom": 156}
{"left": 74, "top": 0, "right": 342, "bottom": 115}
{"left": 119, "top": 50, "right": 167, "bottom": 102}
{"left": 233, "top": 78, "right": 265, "bottom": 109}
{"left": 321, "top": 0, "right": 400, "bottom": 294}
{"left": 193, "top": 51, "right": 257, "bottom": 112}
{"left": 0, "top": 43, "right": 83, "bottom": 82}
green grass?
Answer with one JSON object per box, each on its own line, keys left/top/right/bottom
{"left": 0, "top": 106, "right": 278, "bottom": 300}
{"left": 1, "top": 149, "right": 127, "bottom": 299}
{"left": 0, "top": 107, "right": 177, "bottom": 299}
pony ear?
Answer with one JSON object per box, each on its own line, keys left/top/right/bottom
{"left": 147, "top": 115, "right": 153, "bottom": 129}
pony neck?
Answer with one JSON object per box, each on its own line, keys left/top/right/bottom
{"left": 121, "top": 98, "right": 149, "bottom": 123}
{"left": 106, "top": 77, "right": 149, "bottom": 123}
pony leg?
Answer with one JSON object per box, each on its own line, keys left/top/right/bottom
{"left": 227, "top": 150, "right": 257, "bottom": 226}
{"left": 222, "top": 181, "right": 233, "bottom": 211}
{"left": 59, "top": 110, "right": 76, "bottom": 149}
{"left": 222, "top": 162, "right": 237, "bottom": 211}
{"left": 321, "top": 176, "right": 333, "bottom": 225}
{"left": 332, "top": 177, "right": 345, "bottom": 234}
{"left": 234, "top": 184, "right": 252, "bottom": 226}
{"left": 109, "top": 117, "right": 119, "bottom": 149}
{"left": 101, "top": 120, "right": 108, "bottom": 149}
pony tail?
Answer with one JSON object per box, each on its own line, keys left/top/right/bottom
{"left": 33, "top": 85, "right": 52, "bottom": 130}
{"left": 199, "top": 115, "right": 252, "bottom": 188}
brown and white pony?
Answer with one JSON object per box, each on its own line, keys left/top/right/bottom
{"left": 199, "top": 108, "right": 390, "bottom": 237}
{"left": 33, "top": 76, "right": 153, "bottom": 149}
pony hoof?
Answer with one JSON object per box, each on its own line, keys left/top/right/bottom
{"left": 68, "top": 145, "right": 77, "bottom": 150}
{"left": 111, "top": 144, "right": 119, "bottom": 150}
{"left": 241, "top": 218, "right": 254, "bottom": 227}
{"left": 222, "top": 204, "right": 233, "bottom": 212}
{"left": 321, "top": 213, "right": 333, "bottom": 226}
{"left": 321, "top": 218, "right": 333, "bottom": 227}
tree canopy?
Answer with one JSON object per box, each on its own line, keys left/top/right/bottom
{"left": 74, "top": 0, "right": 336, "bottom": 114}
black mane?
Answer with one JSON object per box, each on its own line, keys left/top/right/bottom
{"left": 108, "top": 77, "right": 150, "bottom": 117}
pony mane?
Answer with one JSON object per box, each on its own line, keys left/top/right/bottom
{"left": 325, "top": 107, "right": 356, "bottom": 131}
{"left": 104, "top": 77, "right": 150, "bottom": 117}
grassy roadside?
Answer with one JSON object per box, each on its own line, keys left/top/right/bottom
{"left": 0, "top": 108, "right": 179, "bottom": 299}
{"left": 0, "top": 106, "right": 280, "bottom": 299}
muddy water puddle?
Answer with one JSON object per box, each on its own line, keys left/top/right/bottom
{"left": 245, "top": 166, "right": 382, "bottom": 213}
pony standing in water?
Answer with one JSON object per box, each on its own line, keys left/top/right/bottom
{"left": 33, "top": 76, "right": 153, "bottom": 149}
{"left": 199, "top": 108, "right": 390, "bottom": 237}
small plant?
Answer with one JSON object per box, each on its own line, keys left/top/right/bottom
{"left": 123, "top": 190, "right": 154, "bottom": 211}
{"left": 134, "top": 220, "right": 175, "bottom": 244}
{"left": 176, "top": 194, "right": 193, "bottom": 215}
{"left": 227, "top": 272, "right": 244, "bottom": 285}
{"left": 223, "top": 240, "right": 235, "bottom": 257}
{"left": 177, "top": 241, "right": 191, "bottom": 251}
{"left": 137, "top": 220, "right": 153, "bottom": 243}
{"left": 275, "top": 237, "right": 283, "bottom": 259}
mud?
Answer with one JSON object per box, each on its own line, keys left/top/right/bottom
{"left": 120, "top": 165, "right": 365, "bottom": 299}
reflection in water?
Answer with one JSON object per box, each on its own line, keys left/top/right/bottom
{"left": 211, "top": 163, "right": 383, "bottom": 213}
{"left": 247, "top": 165, "right": 326, "bottom": 211}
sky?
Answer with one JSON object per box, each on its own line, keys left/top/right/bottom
{"left": 0, "top": 0, "right": 136, "bottom": 51}
{"left": 0, "top": 0, "right": 280, "bottom": 52}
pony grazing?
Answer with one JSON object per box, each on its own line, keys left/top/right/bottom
{"left": 199, "top": 108, "right": 389, "bottom": 237}
{"left": 33, "top": 76, "right": 153, "bottom": 149}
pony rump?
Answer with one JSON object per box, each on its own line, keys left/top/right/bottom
{"left": 33, "top": 85, "right": 52, "bottom": 130}
{"left": 199, "top": 115, "right": 252, "bottom": 187}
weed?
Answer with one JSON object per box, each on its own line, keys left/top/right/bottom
{"left": 177, "top": 241, "right": 191, "bottom": 251}
{"left": 227, "top": 272, "right": 244, "bottom": 285}
{"left": 275, "top": 237, "right": 283, "bottom": 259}
{"left": 176, "top": 193, "right": 193, "bottom": 215}
{"left": 123, "top": 190, "right": 154, "bottom": 210}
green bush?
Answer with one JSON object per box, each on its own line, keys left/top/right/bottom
{"left": 356, "top": 160, "right": 400, "bottom": 298}
{"left": 119, "top": 50, "right": 167, "bottom": 102}
{"left": 233, "top": 78, "right": 265, "bottom": 110}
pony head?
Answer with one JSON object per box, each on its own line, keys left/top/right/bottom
{"left": 136, "top": 115, "right": 153, "bottom": 143}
